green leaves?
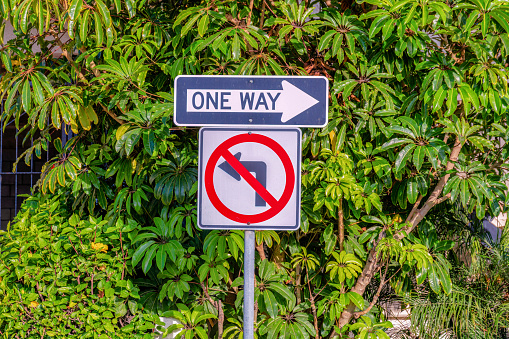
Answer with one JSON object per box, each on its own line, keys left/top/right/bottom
{"left": 96, "top": 57, "right": 149, "bottom": 86}
{"left": 260, "top": 297, "right": 316, "bottom": 338}
{"left": 443, "top": 161, "right": 492, "bottom": 210}
{"left": 95, "top": 0, "right": 111, "bottom": 28}
{"left": 197, "top": 14, "right": 209, "bottom": 36}
{"left": 0, "top": 199, "right": 157, "bottom": 337}
{"left": 131, "top": 217, "right": 185, "bottom": 273}
{"left": 455, "top": 0, "right": 509, "bottom": 37}
{"left": 161, "top": 306, "right": 215, "bottom": 339}
{"left": 317, "top": 10, "right": 367, "bottom": 63}
{"left": 204, "top": 230, "right": 244, "bottom": 260}
{"left": 3, "top": 1, "right": 509, "bottom": 337}
{"left": 68, "top": 0, "right": 82, "bottom": 22}
{"left": 399, "top": 244, "right": 433, "bottom": 270}
{"left": 326, "top": 251, "right": 363, "bottom": 282}
{"left": 159, "top": 268, "right": 192, "bottom": 301}
{"left": 334, "top": 63, "right": 394, "bottom": 104}
{"left": 149, "top": 151, "right": 197, "bottom": 205}
{"left": 255, "top": 260, "right": 296, "bottom": 318}
{"left": 41, "top": 155, "right": 81, "bottom": 194}
{"left": 414, "top": 252, "right": 452, "bottom": 294}
{"left": 291, "top": 247, "right": 320, "bottom": 272}
{"left": 383, "top": 116, "right": 448, "bottom": 172}
{"left": 66, "top": 0, "right": 116, "bottom": 45}
{"left": 350, "top": 316, "right": 393, "bottom": 339}
{"left": 114, "top": 101, "right": 171, "bottom": 156}
{"left": 270, "top": 0, "right": 320, "bottom": 45}
{"left": 197, "top": 254, "right": 229, "bottom": 284}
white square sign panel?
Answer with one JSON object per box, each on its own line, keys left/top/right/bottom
{"left": 198, "top": 128, "right": 301, "bottom": 231}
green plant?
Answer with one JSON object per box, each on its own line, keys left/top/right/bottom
{"left": 349, "top": 316, "right": 393, "bottom": 339}
{"left": 0, "top": 194, "right": 157, "bottom": 338}
{"left": 1, "top": 0, "right": 509, "bottom": 337}
{"left": 159, "top": 304, "right": 216, "bottom": 339}
{"left": 259, "top": 299, "right": 316, "bottom": 339}
{"left": 130, "top": 217, "right": 185, "bottom": 273}
{"left": 400, "top": 211, "right": 509, "bottom": 339}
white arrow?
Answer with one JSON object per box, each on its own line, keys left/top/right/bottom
{"left": 186, "top": 80, "right": 319, "bottom": 123}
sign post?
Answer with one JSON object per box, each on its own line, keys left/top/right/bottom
{"left": 243, "top": 230, "right": 255, "bottom": 338}
{"left": 176, "top": 75, "right": 328, "bottom": 338}
{"left": 198, "top": 128, "right": 301, "bottom": 338}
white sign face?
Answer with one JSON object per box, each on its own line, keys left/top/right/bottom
{"left": 198, "top": 128, "right": 301, "bottom": 231}
{"left": 186, "top": 81, "right": 319, "bottom": 123}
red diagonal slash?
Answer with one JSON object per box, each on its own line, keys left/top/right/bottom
{"left": 220, "top": 150, "right": 278, "bottom": 207}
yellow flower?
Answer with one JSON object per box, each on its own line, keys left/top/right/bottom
{"left": 91, "top": 242, "right": 108, "bottom": 253}
{"left": 30, "top": 301, "right": 38, "bottom": 308}
{"left": 393, "top": 214, "right": 403, "bottom": 223}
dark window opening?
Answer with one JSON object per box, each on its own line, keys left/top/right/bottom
{"left": 0, "top": 113, "right": 63, "bottom": 229}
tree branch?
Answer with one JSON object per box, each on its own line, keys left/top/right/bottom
{"left": 306, "top": 270, "right": 320, "bottom": 339}
{"left": 255, "top": 239, "right": 266, "bottom": 261}
{"left": 337, "top": 246, "right": 380, "bottom": 328}
{"left": 35, "top": 282, "right": 45, "bottom": 303}
{"left": 247, "top": 0, "right": 255, "bottom": 26}
{"left": 406, "top": 194, "right": 423, "bottom": 223}
{"left": 434, "top": 193, "right": 451, "bottom": 206}
{"left": 51, "top": 32, "right": 126, "bottom": 127}
{"left": 217, "top": 300, "right": 224, "bottom": 339}
{"left": 50, "top": 31, "right": 88, "bottom": 83}
{"left": 98, "top": 103, "right": 125, "bottom": 125}
{"left": 79, "top": 47, "right": 101, "bottom": 77}
{"left": 354, "top": 263, "right": 389, "bottom": 318}
{"left": 199, "top": 281, "right": 224, "bottom": 335}
{"left": 398, "top": 137, "right": 462, "bottom": 238}
{"left": 259, "top": 1, "right": 267, "bottom": 28}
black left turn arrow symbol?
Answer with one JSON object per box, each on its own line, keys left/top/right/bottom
{"left": 218, "top": 152, "right": 268, "bottom": 207}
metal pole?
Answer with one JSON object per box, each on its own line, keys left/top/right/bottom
{"left": 243, "top": 230, "right": 255, "bottom": 338}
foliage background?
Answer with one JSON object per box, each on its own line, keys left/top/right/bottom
{"left": 0, "top": 0, "right": 509, "bottom": 337}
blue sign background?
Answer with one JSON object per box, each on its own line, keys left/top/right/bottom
{"left": 174, "top": 75, "right": 328, "bottom": 127}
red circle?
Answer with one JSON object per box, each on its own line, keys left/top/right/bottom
{"left": 205, "top": 133, "right": 295, "bottom": 224}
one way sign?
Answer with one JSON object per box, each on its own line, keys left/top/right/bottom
{"left": 198, "top": 128, "right": 301, "bottom": 230}
{"left": 174, "top": 75, "right": 328, "bottom": 127}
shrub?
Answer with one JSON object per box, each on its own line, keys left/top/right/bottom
{"left": 0, "top": 193, "right": 158, "bottom": 338}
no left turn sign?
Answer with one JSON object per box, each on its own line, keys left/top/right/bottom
{"left": 198, "top": 128, "right": 301, "bottom": 230}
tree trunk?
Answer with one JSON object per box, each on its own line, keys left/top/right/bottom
{"left": 295, "top": 263, "right": 302, "bottom": 304}
{"left": 310, "top": 295, "right": 320, "bottom": 339}
{"left": 338, "top": 199, "right": 344, "bottom": 251}
{"left": 336, "top": 137, "right": 463, "bottom": 329}
{"left": 338, "top": 247, "right": 379, "bottom": 327}
{"left": 217, "top": 300, "right": 224, "bottom": 338}
{"left": 307, "top": 270, "right": 320, "bottom": 339}
{"left": 259, "top": 0, "right": 266, "bottom": 28}
{"left": 255, "top": 234, "right": 267, "bottom": 260}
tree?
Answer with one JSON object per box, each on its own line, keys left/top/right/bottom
{"left": 402, "top": 209, "right": 509, "bottom": 339}
{"left": 0, "top": 0, "right": 508, "bottom": 337}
